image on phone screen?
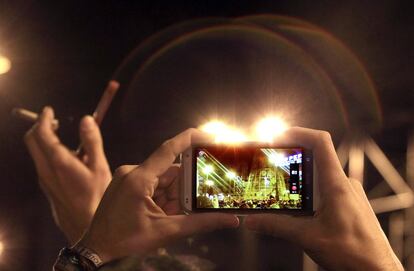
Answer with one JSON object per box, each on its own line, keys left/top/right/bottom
{"left": 194, "top": 146, "right": 306, "bottom": 210}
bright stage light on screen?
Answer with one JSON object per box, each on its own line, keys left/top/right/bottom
{"left": 0, "top": 55, "right": 11, "bottom": 75}
{"left": 205, "top": 180, "right": 214, "bottom": 186}
{"left": 226, "top": 171, "right": 236, "bottom": 179}
{"left": 200, "top": 120, "right": 247, "bottom": 143}
{"left": 202, "top": 164, "right": 213, "bottom": 175}
{"left": 255, "top": 116, "right": 288, "bottom": 142}
{"left": 269, "top": 152, "right": 286, "bottom": 167}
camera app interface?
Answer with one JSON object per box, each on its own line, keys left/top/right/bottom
{"left": 195, "top": 146, "right": 303, "bottom": 210}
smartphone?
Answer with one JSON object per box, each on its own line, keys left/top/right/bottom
{"left": 181, "top": 143, "right": 317, "bottom": 215}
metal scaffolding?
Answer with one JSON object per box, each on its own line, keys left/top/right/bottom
{"left": 303, "top": 132, "right": 414, "bottom": 270}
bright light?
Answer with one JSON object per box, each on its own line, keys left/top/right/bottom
{"left": 200, "top": 121, "right": 228, "bottom": 135}
{"left": 200, "top": 120, "right": 247, "bottom": 143}
{"left": 255, "top": 116, "right": 288, "bottom": 142}
{"left": 203, "top": 165, "right": 213, "bottom": 175}
{"left": 269, "top": 152, "right": 286, "bottom": 167}
{"left": 0, "top": 55, "right": 11, "bottom": 75}
{"left": 0, "top": 241, "right": 4, "bottom": 258}
{"left": 226, "top": 171, "right": 236, "bottom": 179}
{"left": 205, "top": 180, "right": 214, "bottom": 186}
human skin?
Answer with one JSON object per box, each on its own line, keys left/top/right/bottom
{"left": 79, "top": 128, "right": 240, "bottom": 263}
{"left": 24, "top": 106, "right": 112, "bottom": 244}
{"left": 25, "top": 111, "right": 403, "bottom": 270}
{"left": 244, "top": 127, "right": 404, "bottom": 271}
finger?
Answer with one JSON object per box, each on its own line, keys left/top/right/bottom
{"left": 275, "top": 127, "right": 347, "bottom": 195}
{"left": 34, "top": 107, "right": 73, "bottom": 164}
{"left": 162, "top": 199, "right": 181, "bottom": 215}
{"left": 113, "top": 165, "right": 138, "bottom": 179}
{"left": 244, "top": 214, "right": 309, "bottom": 243}
{"left": 140, "top": 128, "right": 213, "bottom": 177}
{"left": 170, "top": 213, "right": 239, "bottom": 237}
{"left": 158, "top": 164, "right": 180, "bottom": 189}
{"left": 153, "top": 165, "right": 180, "bottom": 205}
{"left": 79, "top": 115, "right": 108, "bottom": 171}
{"left": 24, "top": 126, "right": 56, "bottom": 188}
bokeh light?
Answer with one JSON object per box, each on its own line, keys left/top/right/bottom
{"left": 0, "top": 55, "right": 11, "bottom": 75}
{"left": 0, "top": 240, "right": 4, "bottom": 259}
{"left": 117, "top": 14, "right": 382, "bottom": 152}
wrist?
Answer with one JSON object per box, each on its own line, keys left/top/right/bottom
{"left": 340, "top": 247, "right": 404, "bottom": 271}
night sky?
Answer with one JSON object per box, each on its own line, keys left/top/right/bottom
{"left": 0, "top": 1, "right": 413, "bottom": 270}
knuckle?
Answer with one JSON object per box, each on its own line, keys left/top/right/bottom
{"left": 319, "top": 131, "right": 332, "bottom": 142}
{"left": 184, "top": 128, "right": 197, "bottom": 140}
{"left": 161, "top": 138, "right": 174, "bottom": 153}
{"left": 185, "top": 127, "right": 198, "bottom": 135}
{"left": 113, "top": 165, "right": 137, "bottom": 179}
{"left": 113, "top": 166, "right": 130, "bottom": 178}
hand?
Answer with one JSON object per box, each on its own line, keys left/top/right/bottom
{"left": 24, "top": 106, "right": 112, "bottom": 244}
{"left": 244, "top": 127, "right": 403, "bottom": 271}
{"left": 80, "top": 128, "right": 240, "bottom": 263}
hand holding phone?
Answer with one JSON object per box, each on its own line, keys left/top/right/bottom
{"left": 243, "top": 127, "right": 403, "bottom": 271}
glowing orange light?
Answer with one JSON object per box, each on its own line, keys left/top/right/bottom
{"left": 0, "top": 55, "right": 11, "bottom": 75}
{"left": 255, "top": 116, "right": 288, "bottom": 142}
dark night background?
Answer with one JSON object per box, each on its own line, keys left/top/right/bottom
{"left": 0, "top": 1, "right": 413, "bottom": 270}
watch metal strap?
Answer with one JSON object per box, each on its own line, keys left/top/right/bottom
{"left": 72, "top": 244, "right": 103, "bottom": 268}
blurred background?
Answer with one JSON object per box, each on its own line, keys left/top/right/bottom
{"left": 0, "top": 1, "right": 413, "bottom": 270}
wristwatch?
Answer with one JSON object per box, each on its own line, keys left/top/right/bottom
{"left": 53, "top": 244, "right": 103, "bottom": 271}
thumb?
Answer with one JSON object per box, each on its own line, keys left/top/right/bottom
{"left": 79, "top": 115, "right": 107, "bottom": 171}
{"left": 244, "top": 214, "right": 308, "bottom": 243}
{"left": 172, "top": 213, "right": 239, "bottom": 237}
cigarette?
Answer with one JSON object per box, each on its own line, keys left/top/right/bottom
{"left": 92, "top": 80, "right": 120, "bottom": 126}
{"left": 12, "top": 107, "right": 59, "bottom": 129}
{"left": 76, "top": 80, "right": 120, "bottom": 156}
{"left": 13, "top": 80, "right": 120, "bottom": 157}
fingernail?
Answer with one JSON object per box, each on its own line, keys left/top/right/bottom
{"left": 43, "top": 106, "right": 51, "bottom": 113}
{"left": 82, "top": 116, "right": 95, "bottom": 130}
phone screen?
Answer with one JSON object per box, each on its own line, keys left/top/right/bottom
{"left": 194, "top": 145, "right": 311, "bottom": 211}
